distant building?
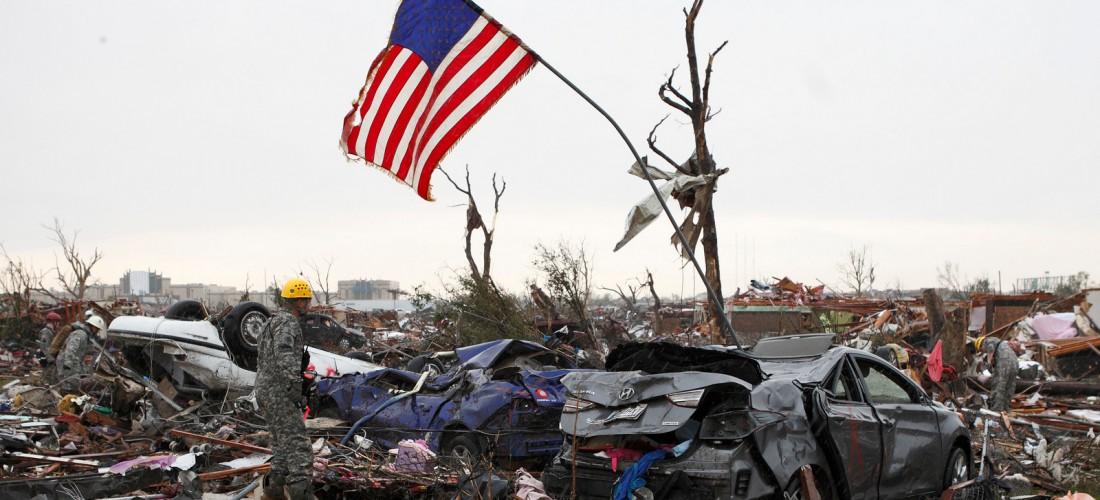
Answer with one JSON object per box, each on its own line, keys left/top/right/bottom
{"left": 337, "top": 279, "right": 400, "bottom": 300}
{"left": 85, "top": 284, "right": 123, "bottom": 301}
{"left": 1015, "top": 272, "right": 1088, "bottom": 293}
{"left": 120, "top": 270, "right": 169, "bottom": 296}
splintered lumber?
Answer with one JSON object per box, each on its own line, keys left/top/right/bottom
{"left": 168, "top": 429, "right": 271, "bottom": 454}
{"left": 198, "top": 463, "right": 271, "bottom": 481}
{"left": 1016, "top": 379, "right": 1100, "bottom": 396}
{"left": 7, "top": 452, "right": 100, "bottom": 467}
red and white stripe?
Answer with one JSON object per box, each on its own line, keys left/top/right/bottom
{"left": 342, "top": 16, "right": 536, "bottom": 200}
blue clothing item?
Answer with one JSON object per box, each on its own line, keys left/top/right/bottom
{"left": 612, "top": 449, "right": 668, "bottom": 500}
{"left": 671, "top": 440, "right": 692, "bottom": 458}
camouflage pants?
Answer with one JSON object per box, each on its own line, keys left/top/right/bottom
{"left": 258, "top": 383, "right": 313, "bottom": 497}
{"left": 988, "top": 363, "right": 1017, "bottom": 412}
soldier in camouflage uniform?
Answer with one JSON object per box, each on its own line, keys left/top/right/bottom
{"left": 56, "top": 316, "right": 105, "bottom": 393}
{"left": 258, "top": 278, "right": 314, "bottom": 500}
{"left": 977, "top": 336, "right": 1019, "bottom": 412}
{"left": 38, "top": 312, "right": 62, "bottom": 364}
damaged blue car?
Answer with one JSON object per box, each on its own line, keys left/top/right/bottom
{"left": 314, "top": 339, "right": 580, "bottom": 464}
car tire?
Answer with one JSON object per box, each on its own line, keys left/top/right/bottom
{"left": 943, "top": 446, "right": 970, "bottom": 490}
{"left": 784, "top": 467, "right": 835, "bottom": 500}
{"left": 221, "top": 301, "right": 268, "bottom": 360}
{"left": 406, "top": 355, "right": 445, "bottom": 377}
{"left": 443, "top": 433, "right": 485, "bottom": 475}
{"left": 164, "top": 300, "right": 208, "bottom": 321}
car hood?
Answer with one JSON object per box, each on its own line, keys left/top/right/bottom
{"left": 560, "top": 370, "right": 752, "bottom": 437}
{"left": 455, "top": 339, "right": 555, "bottom": 369}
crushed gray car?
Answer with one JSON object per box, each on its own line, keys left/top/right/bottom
{"left": 544, "top": 335, "right": 971, "bottom": 499}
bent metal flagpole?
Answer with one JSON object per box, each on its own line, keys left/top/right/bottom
{"left": 534, "top": 54, "right": 742, "bottom": 348}
{"left": 464, "top": 0, "right": 741, "bottom": 347}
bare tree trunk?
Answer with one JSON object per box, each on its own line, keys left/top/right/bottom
{"left": 698, "top": 194, "right": 724, "bottom": 338}
{"left": 649, "top": 0, "right": 730, "bottom": 342}
{"left": 923, "top": 288, "right": 945, "bottom": 343}
{"left": 645, "top": 269, "right": 662, "bottom": 336}
{"left": 440, "top": 166, "right": 505, "bottom": 289}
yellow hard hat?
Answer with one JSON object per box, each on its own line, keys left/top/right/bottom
{"left": 281, "top": 278, "right": 313, "bottom": 299}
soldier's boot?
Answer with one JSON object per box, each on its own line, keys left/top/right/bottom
{"left": 261, "top": 474, "right": 287, "bottom": 500}
{"left": 285, "top": 479, "right": 315, "bottom": 500}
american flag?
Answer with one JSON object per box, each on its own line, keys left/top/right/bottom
{"left": 341, "top": 0, "right": 537, "bottom": 200}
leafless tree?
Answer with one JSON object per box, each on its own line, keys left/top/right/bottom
{"left": 643, "top": 269, "right": 663, "bottom": 336}
{"left": 0, "top": 245, "right": 46, "bottom": 308}
{"left": 937, "top": 261, "right": 963, "bottom": 296}
{"left": 241, "top": 273, "right": 251, "bottom": 302}
{"left": 304, "top": 258, "right": 335, "bottom": 305}
{"left": 532, "top": 241, "right": 593, "bottom": 337}
{"left": 599, "top": 280, "right": 641, "bottom": 315}
{"left": 839, "top": 245, "right": 876, "bottom": 297}
{"left": 43, "top": 218, "right": 102, "bottom": 301}
{"left": 440, "top": 166, "right": 505, "bottom": 289}
{"left": 646, "top": 0, "right": 731, "bottom": 339}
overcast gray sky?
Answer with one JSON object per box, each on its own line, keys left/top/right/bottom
{"left": 1, "top": 1, "right": 1097, "bottom": 297}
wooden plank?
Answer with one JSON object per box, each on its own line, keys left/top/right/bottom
{"left": 197, "top": 463, "right": 271, "bottom": 481}
{"left": 8, "top": 452, "right": 100, "bottom": 466}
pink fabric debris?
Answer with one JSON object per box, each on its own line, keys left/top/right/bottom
{"left": 392, "top": 439, "right": 436, "bottom": 474}
{"left": 927, "top": 340, "right": 943, "bottom": 383}
{"left": 109, "top": 454, "right": 177, "bottom": 474}
{"left": 1032, "top": 313, "right": 1078, "bottom": 340}
{"left": 514, "top": 467, "right": 551, "bottom": 500}
{"left": 1054, "top": 493, "right": 1095, "bottom": 500}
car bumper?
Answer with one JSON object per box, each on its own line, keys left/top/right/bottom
{"left": 543, "top": 440, "right": 779, "bottom": 499}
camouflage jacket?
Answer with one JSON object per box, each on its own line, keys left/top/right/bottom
{"left": 256, "top": 311, "right": 305, "bottom": 390}
{"left": 58, "top": 328, "right": 90, "bottom": 373}
{"left": 38, "top": 325, "right": 55, "bottom": 354}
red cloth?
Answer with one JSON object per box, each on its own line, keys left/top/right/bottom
{"left": 927, "top": 340, "right": 944, "bottom": 382}
{"left": 606, "top": 448, "right": 643, "bottom": 472}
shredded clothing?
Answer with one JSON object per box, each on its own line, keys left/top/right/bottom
{"left": 256, "top": 311, "right": 313, "bottom": 498}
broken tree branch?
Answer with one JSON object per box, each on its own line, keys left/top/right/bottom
{"left": 702, "top": 40, "right": 728, "bottom": 113}
{"left": 647, "top": 116, "right": 693, "bottom": 175}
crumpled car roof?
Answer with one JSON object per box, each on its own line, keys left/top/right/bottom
{"left": 455, "top": 339, "right": 560, "bottom": 369}
{"left": 606, "top": 342, "right": 766, "bottom": 385}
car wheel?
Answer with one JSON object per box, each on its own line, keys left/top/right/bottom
{"left": 221, "top": 302, "right": 270, "bottom": 371}
{"left": 223, "top": 302, "right": 269, "bottom": 355}
{"left": 238, "top": 310, "right": 267, "bottom": 348}
{"left": 943, "top": 446, "right": 970, "bottom": 489}
{"left": 784, "top": 467, "right": 835, "bottom": 500}
{"left": 164, "top": 300, "right": 208, "bottom": 321}
{"left": 406, "top": 355, "right": 445, "bottom": 377}
{"left": 444, "top": 433, "right": 485, "bottom": 476}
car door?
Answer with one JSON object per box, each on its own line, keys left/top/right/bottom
{"left": 853, "top": 355, "right": 942, "bottom": 498}
{"left": 816, "top": 356, "right": 882, "bottom": 500}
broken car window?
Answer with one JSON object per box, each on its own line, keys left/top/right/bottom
{"left": 856, "top": 358, "right": 914, "bottom": 405}
{"left": 826, "top": 361, "right": 861, "bottom": 402}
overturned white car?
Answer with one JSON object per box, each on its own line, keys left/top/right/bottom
{"left": 107, "top": 300, "right": 383, "bottom": 392}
